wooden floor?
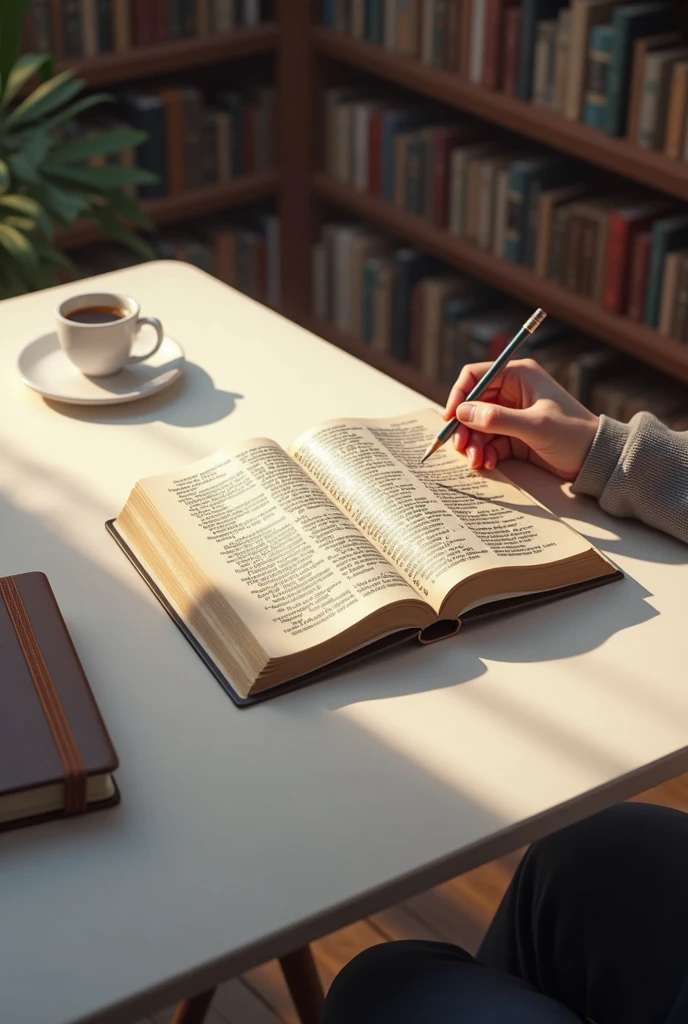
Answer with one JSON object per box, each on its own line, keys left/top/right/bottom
{"left": 137, "top": 774, "right": 688, "bottom": 1024}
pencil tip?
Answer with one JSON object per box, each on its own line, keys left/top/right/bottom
{"left": 420, "top": 439, "right": 441, "bottom": 465}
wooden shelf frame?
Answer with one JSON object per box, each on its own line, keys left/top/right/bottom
{"left": 313, "top": 172, "right": 688, "bottom": 385}
{"left": 59, "top": 23, "right": 278, "bottom": 87}
{"left": 59, "top": 171, "right": 281, "bottom": 250}
{"left": 312, "top": 27, "right": 688, "bottom": 203}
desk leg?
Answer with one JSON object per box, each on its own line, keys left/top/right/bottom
{"left": 171, "top": 990, "right": 215, "bottom": 1024}
{"left": 279, "top": 946, "right": 325, "bottom": 1024}
{"left": 170, "top": 946, "right": 324, "bottom": 1024}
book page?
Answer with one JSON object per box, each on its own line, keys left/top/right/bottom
{"left": 128, "top": 440, "right": 426, "bottom": 659}
{"left": 289, "top": 409, "right": 593, "bottom": 612}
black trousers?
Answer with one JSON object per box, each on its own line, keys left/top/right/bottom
{"left": 322, "top": 803, "right": 688, "bottom": 1024}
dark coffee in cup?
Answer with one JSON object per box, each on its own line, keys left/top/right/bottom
{"left": 66, "top": 305, "right": 128, "bottom": 325}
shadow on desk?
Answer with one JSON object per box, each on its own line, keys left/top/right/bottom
{"left": 504, "top": 461, "right": 688, "bottom": 567}
{"left": 43, "top": 361, "right": 243, "bottom": 429}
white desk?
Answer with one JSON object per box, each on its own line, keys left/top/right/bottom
{"left": 2, "top": 262, "right": 687, "bottom": 1024}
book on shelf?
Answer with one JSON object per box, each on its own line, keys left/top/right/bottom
{"left": 109, "top": 409, "right": 621, "bottom": 704}
{"left": 606, "top": 1, "right": 672, "bottom": 137}
{"left": 22, "top": 0, "right": 265, "bottom": 57}
{"left": 320, "top": 0, "right": 688, "bottom": 161}
{"left": 583, "top": 22, "right": 613, "bottom": 129}
{"left": 0, "top": 572, "right": 119, "bottom": 832}
{"left": 121, "top": 84, "right": 274, "bottom": 199}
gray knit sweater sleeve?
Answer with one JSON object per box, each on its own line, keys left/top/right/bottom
{"left": 571, "top": 413, "right": 688, "bottom": 544}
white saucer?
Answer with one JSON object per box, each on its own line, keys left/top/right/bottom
{"left": 17, "top": 332, "right": 185, "bottom": 406}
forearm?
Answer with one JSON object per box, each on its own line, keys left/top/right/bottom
{"left": 572, "top": 413, "right": 688, "bottom": 544}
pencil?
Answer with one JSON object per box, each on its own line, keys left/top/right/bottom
{"left": 420, "top": 308, "right": 548, "bottom": 465}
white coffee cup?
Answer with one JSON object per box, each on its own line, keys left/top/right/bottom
{"left": 56, "top": 292, "right": 164, "bottom": 377}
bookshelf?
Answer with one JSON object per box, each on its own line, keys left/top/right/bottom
{"left": 313, "top": 172, "right": 688, "bottom": 385}
{"left": 312, "top": 27, "right": 688, "bottom": 203}
{"left": 272, "top": 3, "right": 688, "bottom": 409}
{"left": 59, "top": 23, "right": 278, "bottom": 87}
{"left": 59, "top": 172, "right": 281, "bottom": 250}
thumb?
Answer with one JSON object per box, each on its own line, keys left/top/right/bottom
{"left": 456, "top": 402, "right": 540, "bottom": 444}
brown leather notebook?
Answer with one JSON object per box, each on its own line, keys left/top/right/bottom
{"left": 0, "top": 572, "right": 119, "bottom": 833}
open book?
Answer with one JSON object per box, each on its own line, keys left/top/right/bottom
{"left": 108, "top": 409, "right": 620, "bottom": 704}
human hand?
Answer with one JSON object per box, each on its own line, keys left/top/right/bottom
{"left": 444, "top": 358, "right": 599, "bottom": 480}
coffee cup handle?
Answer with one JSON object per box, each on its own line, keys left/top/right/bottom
{"left": 129, "top": 317, "right": 164, "bottom": 363}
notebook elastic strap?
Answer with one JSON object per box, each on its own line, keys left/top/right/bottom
{"left": 0, "top": 578, "right": 87, "bottom": 815}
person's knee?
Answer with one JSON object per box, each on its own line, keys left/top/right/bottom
{"left": 322, "top": 941, "right": 472, "bottom": 1024}
{"left": 526, "top": 802, "right": 688, "bottom": 889}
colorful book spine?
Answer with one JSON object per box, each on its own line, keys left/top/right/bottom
{"left": 63, "top": 0, "right": 82, "bottom": 56}
{"left": 517, "top": 0, "right": 566, "bottom": 102}
{"left": 96, "top": 0, "right": 114, "bottom": 50}
{"left": 503, "top": 5, "right": 522, "bottom": 96}
{"left": 644, "top": 215, "right": 688, "bottom": 327}
{"left": 391, "top": 248, "right": 432, "bottom": 360}
{"left": 583, "top": 24, "right": 614, "bottom": 129}
{"left": 605, "top": 1, "right": 671, "bottom": 137}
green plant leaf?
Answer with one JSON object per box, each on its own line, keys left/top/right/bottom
{"left": 0, "top": 222, "right": 38, "bottom": 270}
{"left": 93, "top": 188, "right": 154, "bottom": 230}
{"left": 3, "top": 53, "right": 53, "bottom": 105}
{"left": 31, "top": 181, "right": 90, "bottom": 223}
{"left": 41, "top": 92, "right": 113, "bottom": 130}
{"left": 48, "top": 128, "right": 149, "bottom": 164}
{"left": 3, "top": 214, "right": 37, "bottom": 231}
{"left": 43, "top": 162, "right": 158, "bottom": 188}
{"left": 4, "top": 70, "right": 83, "bottom": 129}
{"left": 0, "top": 193, "right": 53, "bottom": 239}
{"left": 19, "top": 126, "right": 52, "bottom": 167}
{"left": 7, "top": 151, "right": 40, "bottom": 183}
{"left": 0, "top": 159, "right": 9, "bottom": 193}
{"left": 33, "top": 238, "right": 77, "bottom": 274}
{"left": 0, "top": 0, "right": 32, "bottom": 103}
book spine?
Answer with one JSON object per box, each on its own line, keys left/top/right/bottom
{"left": 433, "top": 0, "right": 448, "bottom": 69}
{"left": 628, "top": 231, "right": 652, "bottom": 321}
{"left": 517, "top": 0, "right": 537, "bottom": 101}
{"left": 552, "top": 7, "right": 570, "bottom": 113}
{"left": 63, "top": 0, "right": 82, "bottom": 57}
{"left": 362, "top": 258, "right": 377, "bottom": 343}
{"left": 444, "top": 0, "right": 459, "bottom": 72}
{"left": 405, "top": 136, "right": 424, "bottom": 216}
{"left": 665, "top": 63, "right": 688, "bottom": 158}
{"left": 548, "top": 204, "right": 569, "bottom": 283}
{"left": 563, "top": 0, "right": 589, "bottom": 121}
{"left": 392, "top": 251, "right": 422, "bottom": 360}
{"left": 125, "top": 97, "right": 168, "bottom": 199}
{"left": 368, "top": 109, "right": 383, "bottom": 195}
{"left": 637, "top": 55, "right": 663, "bottom": 149}
{"left": 602, "top": 211, "right": 630, "bottom": 314}
{"left": 644, "top": 228, "right": 669, "bottom": 326}
{"left": 504, "top": 165, "right": 529, "bottom": 264}
{"left": 96, "top": 0, "right": 114, "bottom": 50}
{"left": 112, "top": 0, "right": 130, "bottom": 49}
{"left": 673, "top": 257, "right": 688, "bottom": 342}
{"left": 469, "top": 0, "right": 488, "bottom": 84}
{"left": 483, "top": 0, "right": 502, "bottom": 89}
{"left": 432, "top": 130, "right": 451, "bottom": 228}
{"left": 81, "top": 0, "right": 99, "bottom": 56}
{"left": 383, "top": 0, "right": 397, "bottom": 47}
{"left": 503, "top": 5, "right": 521, "bottom": 96}
{"left": 607, "top": 7, "right": 671, "bottom": 137}
{"left": 583, "top": 24, "right": 613, "bottom": 130}
{"left": 658, "top": 251, "right": 682, "bottom": 337}
{"left": 33, "top": 0, "right": 53, "bottom": 50}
